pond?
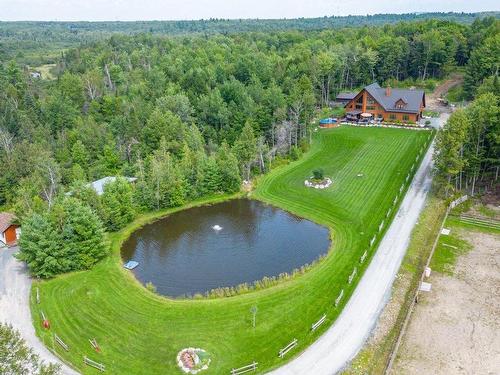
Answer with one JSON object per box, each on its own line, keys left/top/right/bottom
{"left": 121, "top": 199, "right": 330, "bottom": 297}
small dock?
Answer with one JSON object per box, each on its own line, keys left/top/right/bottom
{"left": 123, "top": 261, "right": 139, "bottom": 270}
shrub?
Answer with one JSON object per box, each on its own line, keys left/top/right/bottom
{"left": 145, "top": 282, "right": 157, "bottom": 293}
{"left": 312, "top": 168, "right": 324, "bottom": 180}
{"left": 290, "top": 146, "right": 302, "bottom": 161}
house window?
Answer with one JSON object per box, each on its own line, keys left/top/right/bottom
{"left": 355, "top": 96, "right": 363, "bottom": 110}
{"left": 403, "top": 115, "right": 409, "bottom": 121}
{"left": 389, "top": 114, "right": 396, "bottom": 120}
{"left": 366, "top": 105, "right": 376, "bottom": 111}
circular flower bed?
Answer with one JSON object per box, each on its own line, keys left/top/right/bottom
{"left": 304, "top": 177, "right": 333, "bottom": 189}
{"left": 177, "top": 348, "right": 211, "bottom": 374}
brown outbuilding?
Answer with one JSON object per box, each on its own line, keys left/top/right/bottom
{"left": 0, "top": 212, "right": 20, "bottom": 247}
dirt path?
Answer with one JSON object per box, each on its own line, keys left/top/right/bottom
{"left": 0, "top": 247, "right": 79, "bottom": 375}
{"left": 392, "top": 231, "right": 500, "bottom": 375}
{"left": 426, "top": 73, "right": 464, "bottom": 112}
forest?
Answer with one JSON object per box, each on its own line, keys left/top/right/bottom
{"left": 0, "top": 15, "right": 498, "bottom": 276}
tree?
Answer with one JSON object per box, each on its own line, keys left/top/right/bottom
{"left": 215, "top": 142, "right": 241, "bottom": 193}
{"left": 233, "top": 121, "right": 257, "bottom": 181}
{"left": 33, "top": 153, "right": 61, "bottom": 209}
{"left": 18, "top": 197, "right": 107, "bottom": 278}
{"left": 100, "top": 177, "right": 136, "bottom": 231}
{"left": 464, "top": 93, "right": 500, "bottom": 195}
{"left": 197, "top": 156, "right": 221, "bottom": 195}
{"left": 464, "top": 34, "right": 500, "bottom": 98}
{"left": 416, "top": 30, "right": 446, "bottom": 80}
{"left": 17, "top": 212, "right": 64, "bottom": 278}
{"left": 433, "top": 110, "right": 470, "bottom": 196}
{"left": 0, "top": 323, "right": 60, "bottom": 375}
{"left": 142, "top": 109, "right": 186, "bottom": 155}
{"left": 97, "top": 142, "right": 122, "bottom": 176}
{"left": 142, "top": 138, "right": 187, "bottom": 210}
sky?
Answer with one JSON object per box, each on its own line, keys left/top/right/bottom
{"left": 0, "top": 0, "right": 498, "bottom": 21}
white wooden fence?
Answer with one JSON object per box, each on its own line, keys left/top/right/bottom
{"left": 334, "top": 289, "right": 344, "bottom": 307}
{"left": 278, "top": 339, "right": 298, "bottom": 358}
{"left": 378, "top": 221, "right": 384, "bottom": 232}
{"left": 54, "top": 334, "right": 69, "bottom": 352}
{"left": 311, "top": 314, "right": 326, "bottom": 331}
{"left": 84, "top": 356, "right": 105, "bottom": 372}
{"left": 348, "top": 268, "right": 357, "bottom": 284}
{"left": 231, "top": 362, "right": 258, "bottom": 374}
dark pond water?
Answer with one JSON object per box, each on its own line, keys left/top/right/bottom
{"left": 121, "top": 199, "right": 330, "bottom": 297}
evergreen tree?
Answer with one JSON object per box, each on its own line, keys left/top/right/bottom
{"left": 17, "top": 212, "right": 65, "bottom": 278}
{"left": 216, "top": 142, "right": 241, "bottom": 193}
{"left": 18, "top": 197, "right": 107, "bottom": 278}
{"left": 100, "top": 177, "right": 136, "bottom": 231}
{"left": 433, "top": 110, "right": 471, "bottom": 196}
{"left": 58, "top": 197, "right": 108, "bottom": 270}
{"left": 233, "top": 121, "right": 257, "bottom": 181}
{"left": 198, "top": 156, "right": 221, "bottom": 195}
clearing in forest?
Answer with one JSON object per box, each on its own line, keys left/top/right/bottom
{"left": 32, "top": 126, "right": 429, "bottom": 374}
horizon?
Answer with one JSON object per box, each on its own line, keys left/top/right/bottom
{"left": 1, "top": 11, "right": 499, "bottom": 24}
{"left": 0, "top": 0, "right": 499, "bottom": 22}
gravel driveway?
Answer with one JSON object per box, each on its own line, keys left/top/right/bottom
{"left": 0, "top": 246, "right": 79, "bottom": 375}
{"left": 269, "top": 117, "right": 446, "bottom": 375}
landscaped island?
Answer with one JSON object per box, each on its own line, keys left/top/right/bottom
{"left": 32, "top": 126, "right": 431, "bottom": 374}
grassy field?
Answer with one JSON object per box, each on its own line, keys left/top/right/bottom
{"left": 31, "top": 126, "right": 430, "bottom": 374}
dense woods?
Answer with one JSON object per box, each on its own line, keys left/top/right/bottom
{"left": 434, "top": 90, "right": 499, "bottom": 197}
{"left": 1, "top": 12, "right": 493, "bottom": 65}
{"left": 1, "top": 15, "right": 497, "bottom": 276}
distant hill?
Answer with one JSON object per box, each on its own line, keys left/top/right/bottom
{"left": 1, "top": 12, "right": 498, "bottom": 65}
{"left": 2, "top": 12, "right": 499, "bottom": 38}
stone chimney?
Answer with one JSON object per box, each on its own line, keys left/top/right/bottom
{"left": 385, "top": 86, "right": 391, "bottom": 96}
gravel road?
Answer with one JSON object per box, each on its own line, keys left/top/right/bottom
{"left": 269, "top": 120, "right": 443, "bottom": 374}
{"left": 0, "top": 246, "right": 79, "bottom": 375}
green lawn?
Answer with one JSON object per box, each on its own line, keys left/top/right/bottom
{"left": 32, "top": 126, "right": 430, "bottom": 374}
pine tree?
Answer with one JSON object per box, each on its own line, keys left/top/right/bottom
{"left": 433, "top": 110, "right": 470, "bottom": 196}
{"left": 100, "top": 177, "right": 136, "bottom": 231}
{"left": 216, "top": 142, "right": 241, "bottom": 193}
{"left": 198, "top": 156, "right": 221, "bottom": 195}
{"left": 233, "top": 121, "right": 257, "bottom": 181}
{"left": 17, "top": 212, "right": 65, "bottom": 278}
{"left": 18, "top": 198, "right": 108, "bottom": 278}
{"left": 58, "top": 197, "right": 108, "bottom": 270}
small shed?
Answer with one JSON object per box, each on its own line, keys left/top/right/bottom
{"left": 88, "top": 176, "right": 137, "bottom": 196}
{"left": 0, "top": 212, "right": 20, "bottom": 247}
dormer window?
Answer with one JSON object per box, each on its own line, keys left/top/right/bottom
{"left": 395, "top": 98, "right": 407, "bottom": 109}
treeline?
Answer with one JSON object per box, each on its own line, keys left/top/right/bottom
{"left": 434, "top": 87, "right": 499, "bottom": 198}
{"left": 433, "top": 20, "right": 499, "bottom": 197}
{"left": 1, "top": 17, "right": 497, "bottom": 277}
{"left": 1, "top": 12, "right": 497, "bottom": 66}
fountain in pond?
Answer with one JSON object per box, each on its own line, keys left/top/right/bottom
{"left": 212, "top": 225, "right": 223, "bottom": 231}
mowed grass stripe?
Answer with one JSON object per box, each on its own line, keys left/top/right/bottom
{"left": 32, "top": 126, "right": 429, "bottom": 374}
